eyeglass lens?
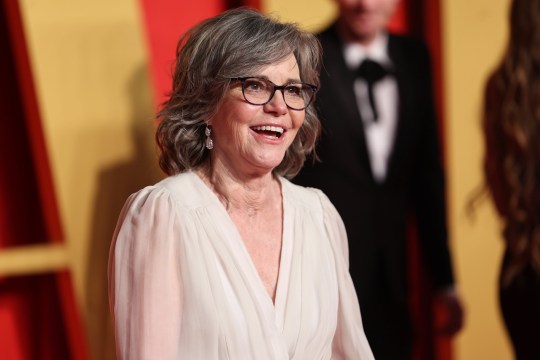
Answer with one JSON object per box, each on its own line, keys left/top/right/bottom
{"left": 241, "top": 78, "right": 315, "bottom": 110}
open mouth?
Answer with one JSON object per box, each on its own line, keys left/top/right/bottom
{"left": 251, "top": 125, "right": 285, "bottom": 139}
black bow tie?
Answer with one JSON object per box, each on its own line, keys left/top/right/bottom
{"left": 356, "top": 59, "right": 391, "bottom": 122}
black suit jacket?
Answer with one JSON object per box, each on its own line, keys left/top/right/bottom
{"left": 295, "top": 25, "right": 455, "bottom": 309}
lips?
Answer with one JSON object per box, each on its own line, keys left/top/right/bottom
{"left": 251, "top": 125, "right": 285, "bottom": 139}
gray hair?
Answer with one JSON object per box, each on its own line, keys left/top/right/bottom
{"left": 156, "top": 7, "right": 321, "bottom": 178}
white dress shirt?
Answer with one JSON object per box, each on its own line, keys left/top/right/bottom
{"left": 343, "top": 32, "right": 398, "bottom": 182}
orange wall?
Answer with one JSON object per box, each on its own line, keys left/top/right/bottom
{"left": 442, "top": 0, "right": 513, "bottom": 358}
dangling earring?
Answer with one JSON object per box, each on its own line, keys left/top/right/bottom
{"left": 205, "top": 125, "right": 213, "bottom": 150}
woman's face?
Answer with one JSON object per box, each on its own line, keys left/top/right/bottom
{"left": 209, "top": 54, "right": 305, "bottom": 176}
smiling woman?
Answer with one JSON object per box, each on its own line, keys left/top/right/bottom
{"left": 108, "top": 7, "right": 374, "bottom": 359}
{"left": 208, "top": 54, "right": 307, "bottom": 176}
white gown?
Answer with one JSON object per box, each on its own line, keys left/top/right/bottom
{"left": 108, "top": 171, "right": 374, "bottom": 359}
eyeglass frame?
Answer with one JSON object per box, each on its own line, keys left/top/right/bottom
{"left": 229, "top": 77, "right": 318, "bottom": 111}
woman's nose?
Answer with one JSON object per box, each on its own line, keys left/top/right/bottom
{"left": 263, "top": 89, "right": 288, "bottom": 115}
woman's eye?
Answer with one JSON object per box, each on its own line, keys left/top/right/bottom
{"left": 285, "top": 85, "right": 302, "bottom": 97}
{"left": 245, "top": 80, "right": 266, "bottom": 92}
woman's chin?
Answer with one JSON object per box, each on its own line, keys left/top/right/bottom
{"left": 246, "top": 154, "right": 286, "bottom": 174}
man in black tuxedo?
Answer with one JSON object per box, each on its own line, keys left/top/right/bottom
{"left": 294, "top": 0, "right": 464, "bottom": 358}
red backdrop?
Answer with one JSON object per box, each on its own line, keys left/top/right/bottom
{"left": 0, "top": 0, "right": 87, "bottom": 358}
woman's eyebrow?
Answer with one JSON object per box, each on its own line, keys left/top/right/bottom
{"left": 251, "top": 75, "right": 303, "bottom": 84}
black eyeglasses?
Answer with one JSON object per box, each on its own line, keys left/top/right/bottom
{"left": 231, "top": 77, "right": 318, "bottom": 111}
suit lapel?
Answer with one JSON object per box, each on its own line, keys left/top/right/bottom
{"left": 320, "top": 25, "right": 374, "bottom": 181}
{"left": 321, "top": 26, "right": 364, "bottom": 135}
{"left": 384, "top": 35, "right": 410, "bottom": 183}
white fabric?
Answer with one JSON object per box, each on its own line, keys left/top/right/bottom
{"left": 109, "top": 171, "right": 374, "bottom": 360}
{"left": 343, "top": 32, "right": 399, "bottom": 182}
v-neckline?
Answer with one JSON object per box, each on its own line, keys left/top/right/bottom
{"left": 190, "top": 172, "right": 292, "bottom": 319}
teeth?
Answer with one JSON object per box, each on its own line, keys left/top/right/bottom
{"left": 252, "top": 125, "right": 284, "bottom": 134}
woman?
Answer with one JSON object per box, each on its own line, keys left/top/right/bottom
{"left": 108, "top": 8, "right": 374, "bottom": 359}
{"left": 482, "top": 0, "right": 540, "bottom": 358}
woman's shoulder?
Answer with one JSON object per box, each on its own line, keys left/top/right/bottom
{"left": 127, "top": 172, "right": 210, "bottom": 212}
{"left": 280, "top": 177, "right": 333, "bottom": 212}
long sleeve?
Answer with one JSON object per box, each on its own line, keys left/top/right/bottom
{"left": 108, "top": 187, "right": 183, "bottom": 360}
{"left": 316, "top": 191, "right": 375, "bottom": 360}
{"left": 110, "top": 174, "right": 375, "bottom": 359}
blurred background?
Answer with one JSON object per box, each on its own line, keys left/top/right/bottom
{"left": 0, "top": 0, "right": 513, "bottom": 358}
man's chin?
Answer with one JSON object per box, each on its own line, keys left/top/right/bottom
{"left": 337, "top": 17, "right": 378, "bottom": 44}
{"left": 349, "top": 27, "right": 378, "bottom": 43}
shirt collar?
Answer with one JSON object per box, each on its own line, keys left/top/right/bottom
{"left": 343, "top": 32, "right": 390, "bottom": 70}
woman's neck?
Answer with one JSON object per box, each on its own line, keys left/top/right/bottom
{"left": 195, "top": 161, "right": 281, "bottom": 216}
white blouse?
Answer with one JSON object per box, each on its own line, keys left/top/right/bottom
{"left": 108, "top": 171, "right": 374, "bottom": 359}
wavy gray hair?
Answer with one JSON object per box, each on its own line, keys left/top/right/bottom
{"left": 156, "top": 7, "right": 321, "bottom": 178}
